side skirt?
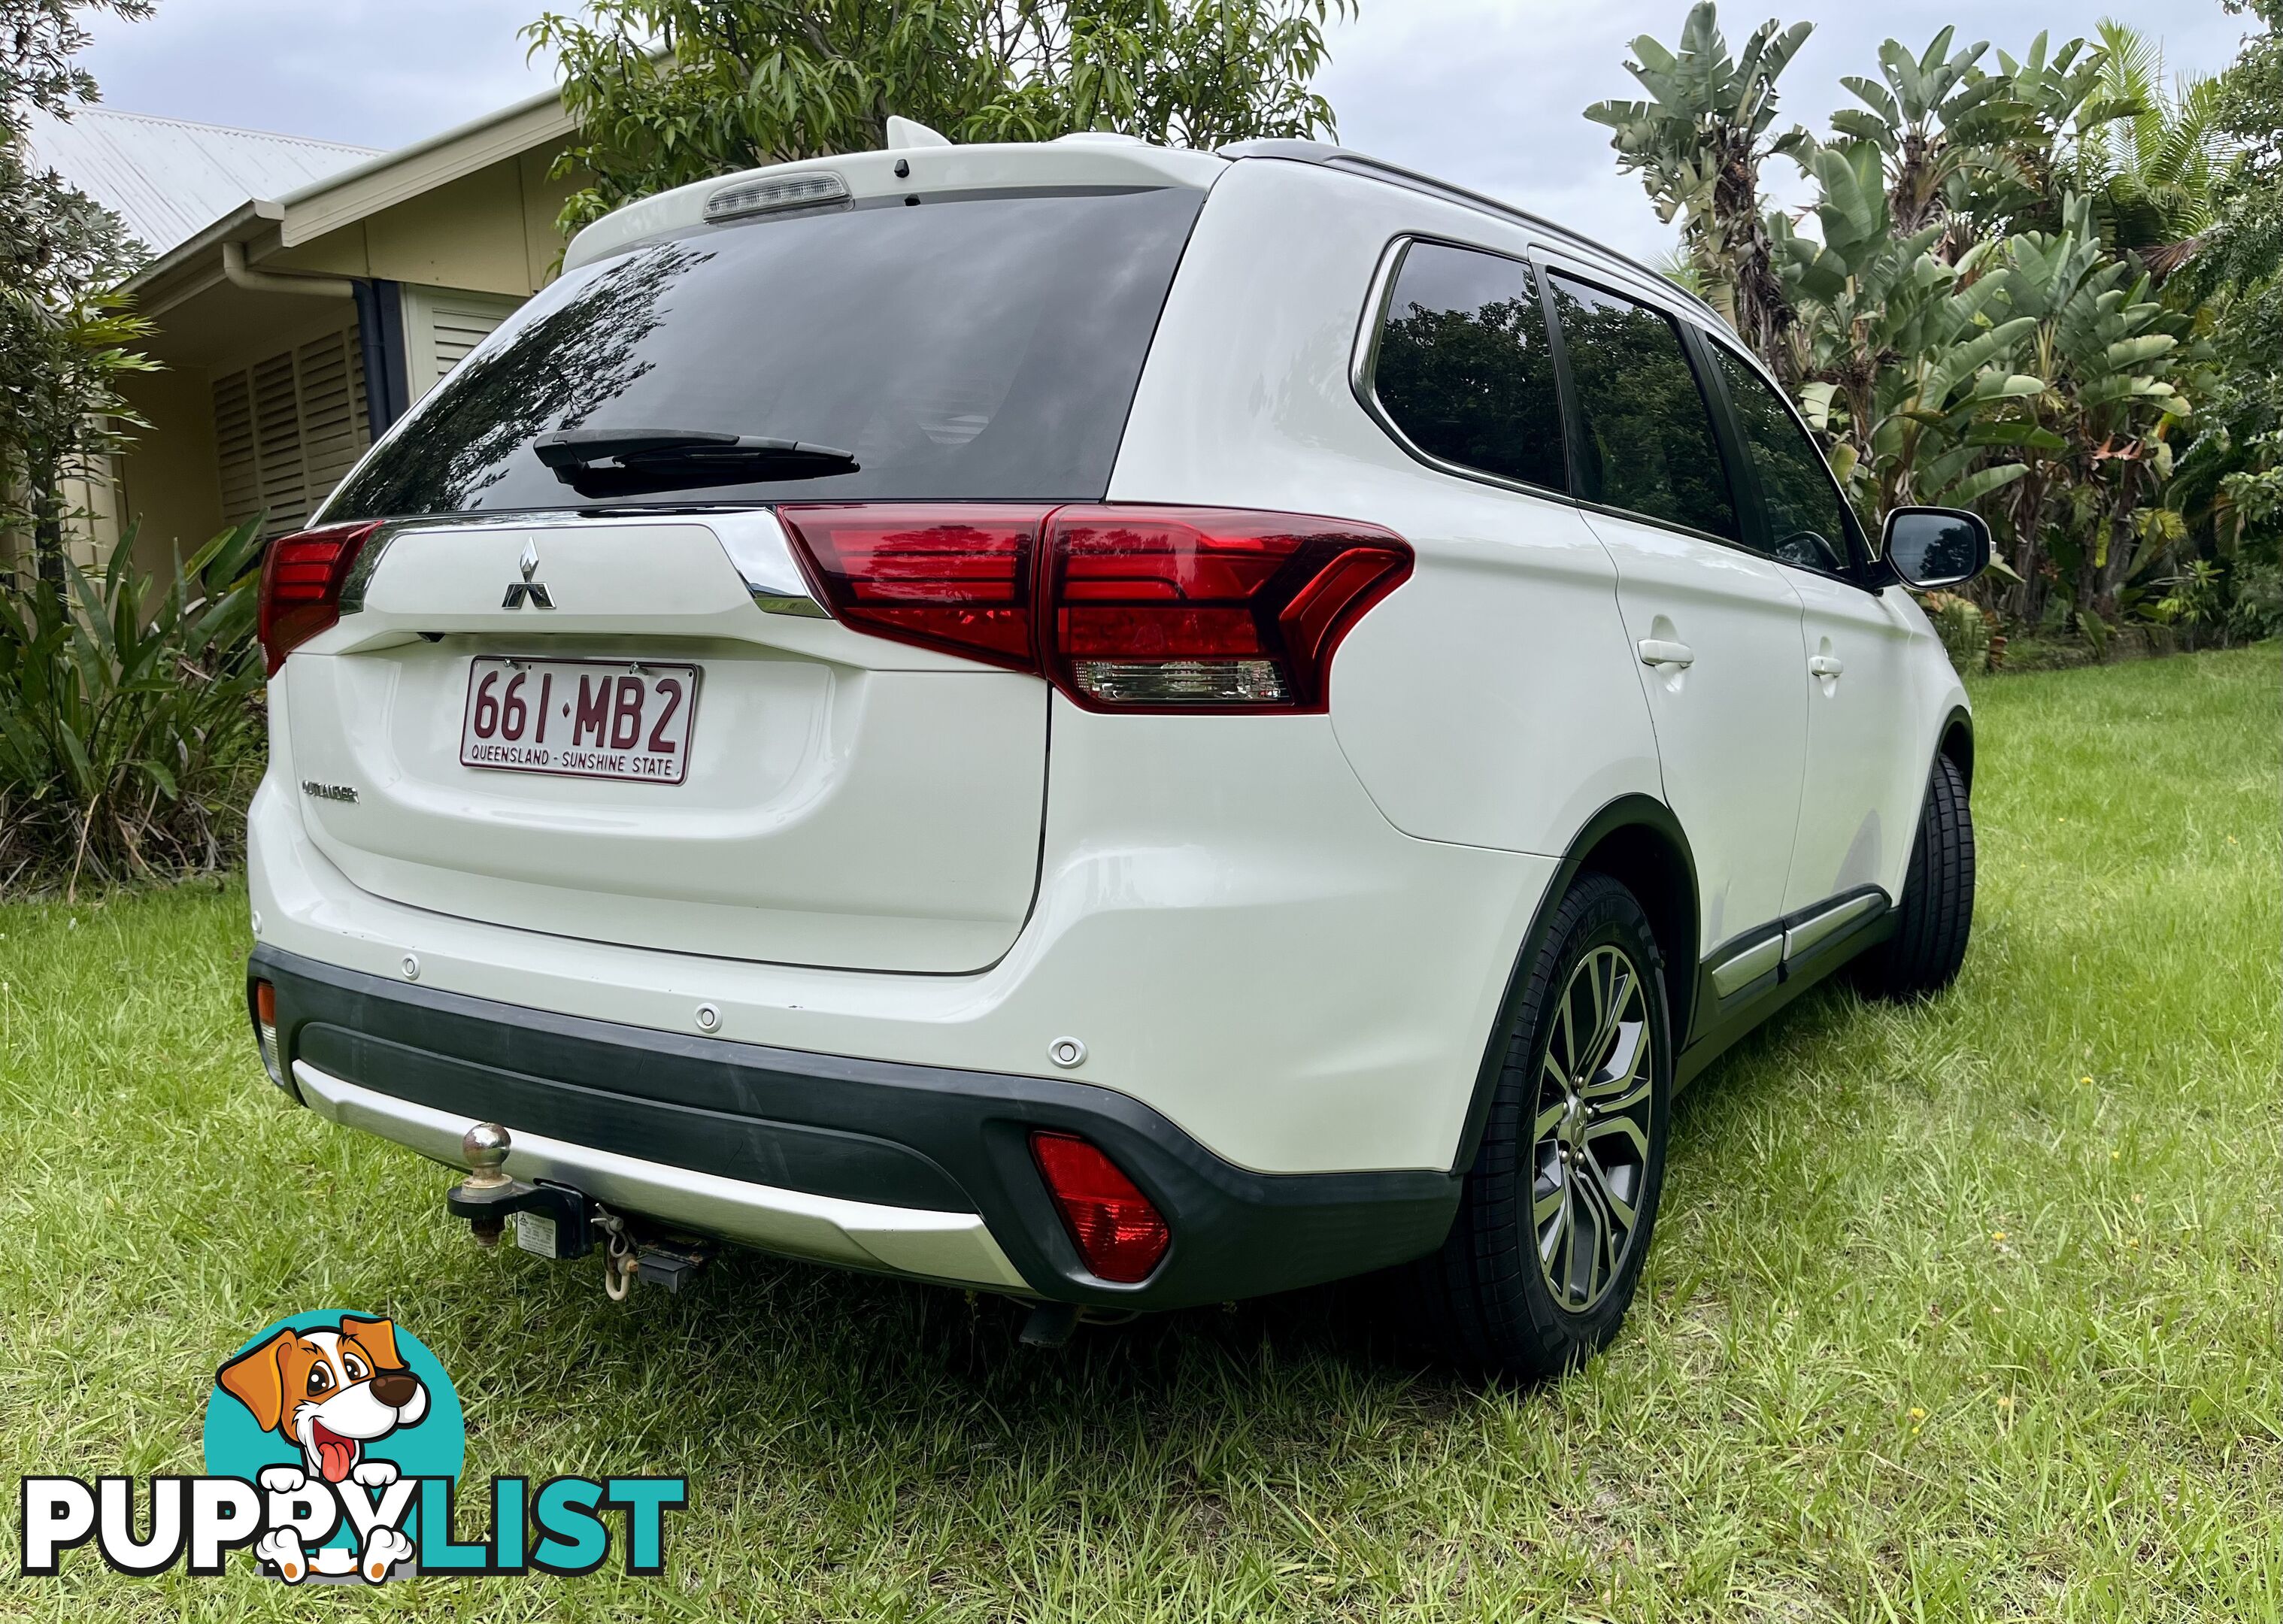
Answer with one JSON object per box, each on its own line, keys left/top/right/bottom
{"left": 1677, "top": 886, "right": 1893, "bottom": 1089}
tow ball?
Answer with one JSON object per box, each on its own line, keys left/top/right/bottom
{"left": 444, "top": 1123, "right": 595, "bottom": 1258}
{"left": 444, "top": 1123, "right": 712, "bottom": 1297}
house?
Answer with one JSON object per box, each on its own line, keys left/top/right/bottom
{"left": 28, "top": 88, "right": 584, "bottom": 576}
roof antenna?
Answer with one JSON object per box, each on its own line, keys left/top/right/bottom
{"left": 885, "top": 115, "right": 953, "bottom": 150}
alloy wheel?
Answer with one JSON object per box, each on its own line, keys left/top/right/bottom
{"left": 1531, "top": 943, "right": 1656, "bottom": 1313}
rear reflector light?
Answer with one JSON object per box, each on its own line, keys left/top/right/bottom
{"left": 1029, "top": 1132, "right": 1170, "bottom": 1283}
{"left": 250, "top": 979, "right": 283, "bottom": 1087}
{"left": 258, "top": 520, "right": 384, "bottom": 674}
{"left": 778, "top": 504, "right": 1411, "bottom": 713}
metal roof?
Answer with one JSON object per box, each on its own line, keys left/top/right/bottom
{"left": 24, "top": 108, "right": 380, "bottom": 257}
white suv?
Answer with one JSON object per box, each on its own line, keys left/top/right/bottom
{"left": 245, "top": 134, "right": 1986, "bottom": 1376}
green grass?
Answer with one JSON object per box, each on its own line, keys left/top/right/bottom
{"left": 2, "top": 646, "right": 2277, "bottom": 1621}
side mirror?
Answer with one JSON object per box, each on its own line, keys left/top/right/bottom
{"left": 1881, "top": 506, "right": 1990, "bottom": 590}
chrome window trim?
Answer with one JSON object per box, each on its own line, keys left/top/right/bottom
{"left": 1348, "top": 234, "right": 1577, "bottom": 507}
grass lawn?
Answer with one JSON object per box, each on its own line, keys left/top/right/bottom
{"left": 2, "top": 645, "right": 2277, "bottom": 1622}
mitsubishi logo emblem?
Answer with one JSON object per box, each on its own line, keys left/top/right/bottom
{"left": 502, "top": 539, "right": 554, "bottom": 610}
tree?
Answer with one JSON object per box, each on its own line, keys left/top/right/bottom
{"left": 1982, "top": 195, "right": 2192, "bottom": 625}
{"left": 1584, "top": 2, "right": 1812, "bottom": 368}
{"left": 2069, "top": 21, "right": 2242, "bottom": 280}
{"left": 526, "top": 0, "right": 1354, "bottom": 236}
{"left": 1828, "top": 27, "right": 2011, "bottom": 253}
{"left": 2168, "top": 2, "right": 2283, "bottom": 638}
{"left": 1778, "top": 141, "right": 2037, "bottom": 520}
{"left": 0, "top": 0, "right": 156, "bottom": 583}
{"left": 2191, "top": 0, "right": 2283, "bottom": 294}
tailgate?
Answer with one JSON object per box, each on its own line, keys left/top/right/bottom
{"left": 281, "top": 515, "right": 1044, "bottom": 973}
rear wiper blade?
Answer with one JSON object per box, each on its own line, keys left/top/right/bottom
{"left": 533, "top": 428, "right": 859, "bottom": 494}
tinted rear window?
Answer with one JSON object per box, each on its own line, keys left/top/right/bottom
{"left": 323, "top": 187, "right": 1205, "bottom": 520}
{"left": 1369, "top": 240, "right": 1567, "bottom": 493}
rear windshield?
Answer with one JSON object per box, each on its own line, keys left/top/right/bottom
{"left": 322, "top": 186, "right": 1205, "bottom": 520}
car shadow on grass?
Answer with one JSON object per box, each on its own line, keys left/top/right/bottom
{"left": 420, "top": 978, "right": 1878, "bottom": 1478}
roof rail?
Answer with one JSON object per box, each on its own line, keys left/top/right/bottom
{"left": 1217, "top": 138, "right": 1727, "bottom": 328}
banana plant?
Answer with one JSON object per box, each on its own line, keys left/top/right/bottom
{"left": 1984, "top": 194, "right": 2194, "bottom": 621}
{"left": 1961, "top": 32, "right": 2142, "bottom": 241}
{"left": 1778, "top": 141, "right": 2039, "bottom": 519}
{"left": 1830, "top": 27, "right": 2015, "bottom": 246}
{"left": 1585, "top": 1, "right": 1814, "bottom": 366}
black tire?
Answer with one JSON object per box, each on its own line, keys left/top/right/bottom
{"left": 1854, "top": 753, "right": 1975, "bottom": 1000}
{"left": 1405, "top": 872, "right": 1672, "bottom": 1380}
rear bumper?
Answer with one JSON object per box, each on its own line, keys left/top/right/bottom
{"left": 253, "top": 947, "right": 1460, "bottom": 1309}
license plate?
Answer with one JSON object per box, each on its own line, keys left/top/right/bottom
{"left": 459, "top": 657, "right": 699, "bottom": 784}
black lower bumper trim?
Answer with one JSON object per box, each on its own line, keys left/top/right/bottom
{"left": 250, "top": 947, "right": 1460, "bottom": 1310}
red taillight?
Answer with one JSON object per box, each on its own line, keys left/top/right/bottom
{"left": 778, "top": 504, "right": 1411, "bottom": 713}
{"left": 258, "top": 520, "right": 383, "bottom": 674}
{"left": 776, "top": 504, "right": 1048, "bottom": 671}
{"left": 1029, "top": 1131, "right": 1170, "bottom": 1283}
{"left": 1043, "top": 507, "right": 1411, "bottom": 711}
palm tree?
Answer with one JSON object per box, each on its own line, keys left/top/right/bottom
{"left": 2069, "top": 20, "right": 2243, "bottom": 281}
{"left": 1585, "top": 2, "right": 1813, "bottom": 369}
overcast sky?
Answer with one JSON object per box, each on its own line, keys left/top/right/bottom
{"left": 73, "top": 0, "right": 2257, "bottom": 259}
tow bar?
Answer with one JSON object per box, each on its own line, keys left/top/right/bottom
{"left": 444, "top": 1123, "right": 711, "bottom": 1297}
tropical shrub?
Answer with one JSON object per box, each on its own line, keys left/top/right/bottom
{"left": 0, "top": 519, "right": 267, "bottom": 895}
{"left": 1590, "top": 5, "right": 2271, "bottom": 651}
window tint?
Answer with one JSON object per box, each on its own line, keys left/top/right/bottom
{"left": 1369, "top": 241, "right": 1566, "bottom": 492}
{"left": 1546, "top": 274, "right": 1737, "bottom": 540}
{"left": 1711, "top": 344, "right": 1858, "bottom": 574}
{"left": 323, "top": 188, "right": 1204, "bottom": 519}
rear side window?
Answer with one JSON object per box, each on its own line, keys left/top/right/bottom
{"left": 1709, "top": 344, "right": 1858, "bottom": 574}
{"left": 1367, "top": 241, "right": 1566, "bottom": 492}
{"left": 1546, "top": 273, "right": 1738, "bottom": 541}
{"left": 323, "top": 187, "right": 1205, "bottom": 520}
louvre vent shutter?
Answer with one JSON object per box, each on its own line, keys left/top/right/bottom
{"left": 298, "top": 329, "right": 368, "bottom": 500}
{"left": 213, "top": 372, "right": 259, "bottom": 529}
{"left": 211, "top": 323, "right": 371, "bottom": 538}
{"left": 402, "top": 286, "right": 524, "bottom": 401}
{"left": 431, "top": 308, "right": 505, "bottom": 378}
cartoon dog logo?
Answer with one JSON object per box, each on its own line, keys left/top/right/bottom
{"left": 215, "top": 1316, "right": 430, "bottom": 1581}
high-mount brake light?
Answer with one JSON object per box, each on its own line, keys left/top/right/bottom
{"left": 258, "top": 520, "right": 384, "bottom": 674}
{"left": 1029, "top": 1131, "right": 1170, "bottom": 1283}
{"left": 778, "top": 504, "right": 1411, "bottom": 713}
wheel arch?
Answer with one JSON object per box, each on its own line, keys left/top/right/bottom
{"left": 1937, "top": 706, "right": 1974, "bottom": 792}
{"left": 1449, "top": 795, "right": 1699, "bottom": 1175}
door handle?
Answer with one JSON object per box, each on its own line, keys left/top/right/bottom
{"left": 1638, "top": 639, "right": 1695, "bottom": 669}
{"left": 1809, "top": 653, "right": 1845, "bottom": 678}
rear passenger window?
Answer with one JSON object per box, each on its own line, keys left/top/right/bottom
{"left": 1710, "top": 344, "right": 1859, "bottom": 574}
{"left": 1368, "top": 241, "right": 1566, "bottom": 493}
{"left": 1546, "top": 273, "right": 1738, "bottom": 541}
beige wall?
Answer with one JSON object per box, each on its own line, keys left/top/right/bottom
{"left": 271, "top": 137, "right": 581, "bottom": 298}
{"left": 104, "top": 140, "right": 584, "bottom": 570}
{"left": 117, "top": 367, "right": 223, "bottom": 577}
